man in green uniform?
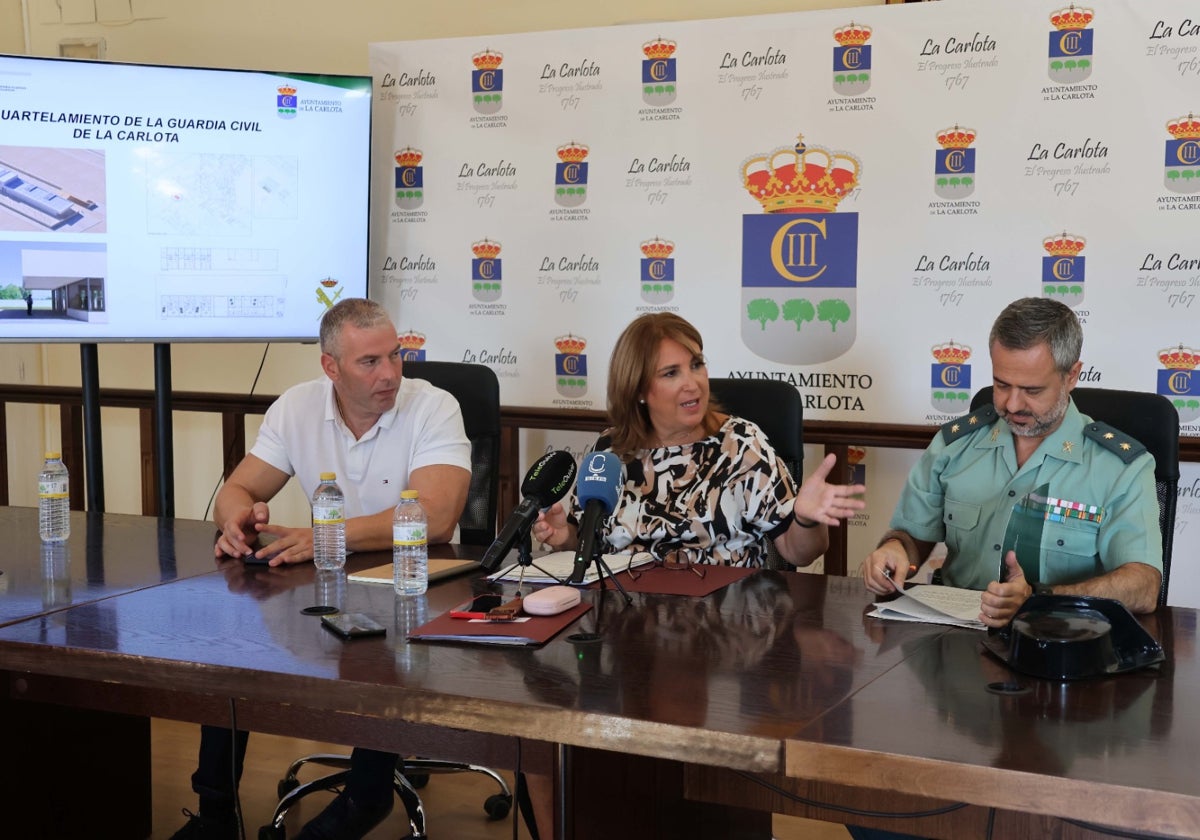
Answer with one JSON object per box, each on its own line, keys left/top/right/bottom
{"left": 864, "top": 297, "right": 1162, "bottom": 626}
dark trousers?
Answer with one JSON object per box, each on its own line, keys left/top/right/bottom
{"left": 193, "top": 724, "right": 398, "bottom": 810}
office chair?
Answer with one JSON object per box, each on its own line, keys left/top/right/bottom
{"left": 260, "top": 362, "right": 509, "bottom": 840}
{"left": 708, "top": 378, "right": 804, "bottom": 570}
{"left": 970, "top": 386, "right": 1179, "bottom": 606}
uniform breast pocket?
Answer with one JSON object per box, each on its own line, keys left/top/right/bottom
{"left": 942, "top": 498, "right": 981, "bottom": 550}
{"left": 1042, "top": 517, "right": 1101, "bottom": 583}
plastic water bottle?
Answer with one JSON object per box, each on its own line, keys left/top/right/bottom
{"left": 393, "top": 490, "right": 428, "bottom": 595}
{"left": 311, "top": 472, "right": 346, "bottom": 571}
{"left": 38, "top": 452, "right": 70, "bottom": 542}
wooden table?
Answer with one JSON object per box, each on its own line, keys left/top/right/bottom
{"left": 0, "top": 509, "right": 1196, "bottom": 839}
{"left": 0, "top": 507, "right": 227, "bottom": 838}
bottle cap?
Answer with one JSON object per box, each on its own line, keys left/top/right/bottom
{"left": 319, "top": 472, "right": 336, "bottom": 481}
{"left": 401, "top": 489, "right": 419, "bottom": 500}
{"left": 45, "top": 451, "right": 62, "bottom": 459}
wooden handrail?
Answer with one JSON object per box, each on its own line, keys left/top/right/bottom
{"left": 4, "top": 384, "right": 1198, "bottom": 575}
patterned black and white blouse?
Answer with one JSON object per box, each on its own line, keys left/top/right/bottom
{"left": 573, "top": 416, "right": 798, "bottom": 567}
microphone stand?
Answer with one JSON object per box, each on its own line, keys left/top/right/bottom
{"left": 506, "top": 528, "right": 566, "bottom": 596}
{"left": 585, "top": 531, "right": 632, "bottom": 606}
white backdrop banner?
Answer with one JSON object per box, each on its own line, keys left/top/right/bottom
{"left": 369, "top": 0, "right": 1200, "bottom": 604}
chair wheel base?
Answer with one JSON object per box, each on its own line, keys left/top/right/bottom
{"left": 484, "top": 793, "right": 512, "bottom": 820}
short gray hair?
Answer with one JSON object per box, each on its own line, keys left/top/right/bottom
{"left": 319, "top": 298, "right": 393, "bottom": 356}
{"left": 989, "top": 297, "right": 1082, "bottom": 373}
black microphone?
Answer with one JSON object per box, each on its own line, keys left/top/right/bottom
{"left": 480, "top": 450, "right": 578, "bottom": 572}
{"left": 569, "top": 452, "right": 623, "bottom": 584}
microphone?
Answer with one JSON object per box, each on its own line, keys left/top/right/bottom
{"left": 569, "top": 451, "right": 623, "bottom": 584}
{"left": 480, "top": 450, "right": 578, "bottom": 572}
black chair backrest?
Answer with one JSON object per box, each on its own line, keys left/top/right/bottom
{"left": 404, "top": 361, "right": 501, "bottom": 546}
{"left": 970, "top": 386, "right": 1179, "bottom": 605}
{"left": 708, "top": 378, "right": 804, "bottom": 483}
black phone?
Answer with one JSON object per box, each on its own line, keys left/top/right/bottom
{"left": 449, "top": 593, "right": 503, "bottom": 619}
{"left": 321, "top": 612, "right": 387, "bottom": 639}
{"left": 240, "top": 534, "right": 281, "bottom": 565}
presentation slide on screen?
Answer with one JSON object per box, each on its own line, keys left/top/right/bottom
{"left": 0, "top": 56, "right": 371, "bottom": 341}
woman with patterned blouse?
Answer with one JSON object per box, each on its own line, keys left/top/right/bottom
{"left": 533, "top": 312, "right": 865, "bottom": 568}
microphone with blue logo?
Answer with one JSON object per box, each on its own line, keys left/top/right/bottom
{"left": 569, "top": 452, "right": 626, "bottom": 595}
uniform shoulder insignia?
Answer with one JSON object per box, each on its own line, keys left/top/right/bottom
{"left": 940, "top": 404, "right": 999, "bottom": 444}
{"left": 1082, "top": 421, "right": 1147, "bottom": 464}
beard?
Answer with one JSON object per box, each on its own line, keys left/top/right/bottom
{"left": 1000, "top": 387, "right": 1070, "bottom": 438}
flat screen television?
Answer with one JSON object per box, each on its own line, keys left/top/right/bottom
{"left": 0, "top": 54, "right": 371, "bottom": 342}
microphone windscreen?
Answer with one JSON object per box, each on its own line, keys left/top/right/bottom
{"left": 575, "top": 451, "right": 622, "bottom": 513}
{"left": 521, "top": 450, "right": 578, "bottom": 506}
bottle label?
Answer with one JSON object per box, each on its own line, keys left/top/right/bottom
{"left": 393, "top": 523, "right": 427, "bottom": 546}
{"left": 38, "top": 479, "right": 68, "bottom": 499}
{"left": 312, "top": 504, "right": 344, "bottom": 525}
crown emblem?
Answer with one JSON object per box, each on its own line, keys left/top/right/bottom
{"left": 398, "top": 331, "right": 426, "bottom": 351}
{"left": 640, "top": 237, "right": 675, "bottom": 259}
{"left": 1050, "top": 5, "right": 1094, "bottom": 30}
{"left": 1167, "top": 113, "right": 1200, "bottom": 140}
{"left": 833, "top": 23, "right": 872, "bottom": 46}
{"left": 394, "top": 147, "right": 423, "bottom": 167}
{"left": 1160, "top": 344, "right": 1200, "bottom": 370}
{"left": 742, "top": 133, "right": 862, "bottom": 213}
{"left": 931, "top": 341, "right": 972, "bottom": 365}
{"left": 847, "top": 445, "right": 866, "bottom": 466}
{"left": 937, "top": 125, "right": 977, "bottom": 149}
{"left": 554, "top": 334, "right": 586, "bottom": 355}
{"left": 643, "top": 38, "right": 677, "bottom": 60}
{"left": 319, "top": 277, "right": 338, "bottom": 288}
{"left": 557, "top": 142, "right": 589, "bottom": 163}
{"left": 277, "top": 86, "right": 297, "bottom": 97}
{"left": 1043, "top": 232, "right": 1086, "bottom": 257}
{"left": 472, "top": 49, "right": 503, "bottom": 70}
{"left": 471, "top": 239, "right": 502, "bottom": 259}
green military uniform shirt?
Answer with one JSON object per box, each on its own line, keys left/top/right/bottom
{"left": 890, "top": 400, "right": 1163, "bottom": 591}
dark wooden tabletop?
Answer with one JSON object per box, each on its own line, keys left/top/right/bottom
{"left": 0, "top": 529, "right": 942, "bottom": 773}
{"left": 0, "top": 508, "right": 1196, "bottom": 836}
{"left": 783, "top": 609, "right": 1200, "bottom": 835}
{"left": 0, "top": 506, "right": 223, "bottom": 627}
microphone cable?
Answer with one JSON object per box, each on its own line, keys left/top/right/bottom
{"left": 203, "top": 344, "right": 270, "bottom": 522}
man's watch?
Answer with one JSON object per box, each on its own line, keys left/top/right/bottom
{"left": 1032, "top": 582, "right": 1054, "bottom": 597}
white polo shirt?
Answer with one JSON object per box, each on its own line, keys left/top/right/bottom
{"left": 251, "top": 376, "right": 471, "bottom": 518}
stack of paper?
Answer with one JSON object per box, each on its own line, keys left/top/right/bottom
{"left": 488, "top": 550, "right": 653, "bottom": 585}
{"left": 867, "top": 584, "right": 986, "bottom": 630}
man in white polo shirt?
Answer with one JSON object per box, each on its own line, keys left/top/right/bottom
{"left": 172, "top": 298, "right": 471, "bottom": 840}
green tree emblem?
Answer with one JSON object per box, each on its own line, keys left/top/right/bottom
{"left": 782, "top": 298, "right": 816, "bottom": 331}
{"left": 747, "top": 298, "right": 780, "bottom": 330}
{"left": 817, "top": 299, "right": 851, "bottom": 333}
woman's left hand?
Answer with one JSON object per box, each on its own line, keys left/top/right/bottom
{"left": 793, "top": 453, "right": 867, "bottom": 526}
